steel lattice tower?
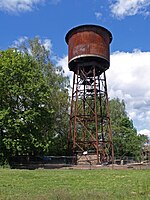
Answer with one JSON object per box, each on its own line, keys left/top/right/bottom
{"left": 66, "top": 25, "right": 114, "bottom": 164}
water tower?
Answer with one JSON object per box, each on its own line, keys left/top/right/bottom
{"left": 65, "top": 25, "right": 114, "bottom": 165}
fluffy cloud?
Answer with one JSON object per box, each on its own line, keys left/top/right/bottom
{"left": 110, "top": 0, "right": 150, "bottom": 19}
{"left": 57, "top": 50, "right": 150, "bottom": 137}
{"left": 138, "top": 129, "right": 150, "bottom": 138}
{"left": 106, "top": 50, "right": 150, "bottom": 133}
{"left": 0, "top": 0, "right": 45, "bottom": 13}
{"left": 56, "top": 56, "right": 71, "bottom": 77}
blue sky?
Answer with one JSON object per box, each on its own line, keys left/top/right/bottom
{"left": 0, "top": 0, "right": 150, "bottom": 54}
{"left": 0, "top": 0, "right": 150, "bottom": 137}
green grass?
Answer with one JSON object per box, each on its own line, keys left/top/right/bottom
{"left": 0, "top": 168, "right": 149, "bottom": 200}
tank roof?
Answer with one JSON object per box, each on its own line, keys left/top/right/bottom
{"left": 65, "top": 24, "right": 112, "bottom": 44}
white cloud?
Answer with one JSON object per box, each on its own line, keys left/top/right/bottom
{"left": 138, "top": 129, "right": 150, "bottom": 138}
{"left": 106, "top": 50, "right": 150, "bottom": 134}
{"left": 0, "top": 0, "right": 45, "bottom": 13}
{"left": 57, "top": 50, "right": 150, "bottom": 138}
{"left": 56, "top": 55, "right": 73, "bottom": 86}
{"left": 110, "top": 0, "right": 150, "bottom": 19}
{"left": 95, "top": 12, "right": 102, "bottom": 20}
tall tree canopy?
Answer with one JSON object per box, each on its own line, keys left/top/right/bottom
{"left": 0, "top": 38, "right": 69, "bottom": 165}
{"left": 17, "top": 37, "right": 70, "bottom": 155}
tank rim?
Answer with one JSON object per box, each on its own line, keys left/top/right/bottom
{"left": 65, "top": 24, "right": 112, "bottom": 44}
{"left": 68, "top": 54, "right": 109, "bottom": 64}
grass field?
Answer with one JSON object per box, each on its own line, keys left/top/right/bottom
{"left": 0, "top": 168, "right": 149, "bottom": 200}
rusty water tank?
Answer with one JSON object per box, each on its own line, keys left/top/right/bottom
{"left": 65, "top": 24, "right": 112, "bottom": 75}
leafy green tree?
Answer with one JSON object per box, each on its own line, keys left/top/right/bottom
{"left": 109, "top": 98, "right": 127, "bottom": 124}
{"left": 109, "top": 98, "right": 148, "bottom": 160}
{"left": 0, "top": 45, "right": 69, "bottom": 165}
{"left": 0, "top": 49, "right": 56, "bottom": 164}
{"left": 14, "top": 37, "right": 70, "bottom": 155}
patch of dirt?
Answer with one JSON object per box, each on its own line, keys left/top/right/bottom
{"left": 59, "top": 163, "right": 150, "bottom": 170}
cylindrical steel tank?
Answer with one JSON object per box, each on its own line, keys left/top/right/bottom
{"left": 65, "top": 24, "right": 112, "bottom": 74}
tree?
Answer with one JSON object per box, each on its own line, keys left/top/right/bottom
{"left": 0, "top": 46, "right": 69, "bottom": 165}
{"left": 109, "top": 98, "right": 148, "bottom": 161}
{"left": 0, "top": 49, "right": 56, "bottom": 164}
{"left": 14, "top": 37, "right": 70, "bottom": 155}
{"left": 109, "top": 98, "right": 127, "bottom": 124}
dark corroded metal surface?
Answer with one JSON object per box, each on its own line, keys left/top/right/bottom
{"left": 65, "top": 25, "right": 112, "bottom": 73}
